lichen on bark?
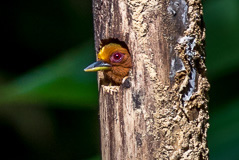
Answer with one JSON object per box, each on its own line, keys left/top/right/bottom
{"left": 152, "top": 0, "right": 210, "bottom": 159}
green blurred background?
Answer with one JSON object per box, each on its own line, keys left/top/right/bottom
{"left": 0, "top": 0, "right": 238, "bottom": 159}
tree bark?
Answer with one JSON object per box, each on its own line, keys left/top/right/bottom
{"left": 93, "top": 0, "right": 209, "bottom": 159}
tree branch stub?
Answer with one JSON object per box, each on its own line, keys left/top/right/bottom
{"left": 93, "top": 0, "right": 209, "bottom": 159}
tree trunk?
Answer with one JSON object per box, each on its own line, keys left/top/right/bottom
{"left": 93, "top": 0, "right": 210, "bottom": 159}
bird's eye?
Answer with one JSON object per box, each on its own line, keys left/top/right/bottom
{"left": 110, "top": 52, "right": 124, "bottom": 63}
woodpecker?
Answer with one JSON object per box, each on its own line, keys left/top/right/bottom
{"left": 84, "top": 43, "right": 132, "bottom": 85}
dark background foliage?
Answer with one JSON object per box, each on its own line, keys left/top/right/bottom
{"left": 0, "top": 0, "right": 238, "bottom": 159}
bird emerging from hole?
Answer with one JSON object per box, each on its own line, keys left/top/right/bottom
{"left": 84, "top": 43, "right": 132, "bottom": 85}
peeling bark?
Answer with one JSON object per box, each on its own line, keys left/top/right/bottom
{"left": 93, "top": 0, "right": 209, "bottom": 159}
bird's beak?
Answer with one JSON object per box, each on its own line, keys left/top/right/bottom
{"left": 84, "top": 60, "right": 111, "bottom": 72}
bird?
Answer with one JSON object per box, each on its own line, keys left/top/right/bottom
{"left": 84, "top": 43, "right": 132, "bottom": 85}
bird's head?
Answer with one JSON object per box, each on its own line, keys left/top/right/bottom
{"left": 84, "top": 43, "right": 132, "bottom": 84}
